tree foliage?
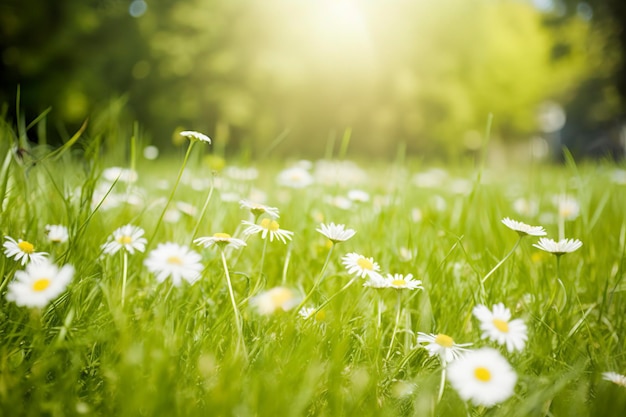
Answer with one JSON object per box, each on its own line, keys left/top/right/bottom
{"left": 0, "top": 0, "right": 621, "bottom": 157}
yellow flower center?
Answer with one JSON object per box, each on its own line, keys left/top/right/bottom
{"left": 434, "top": 333, "right": 454, "bottom": 348}
{"left": 32, "top": 278, "right": 51, "bottom": 292}
{"left": 213, "top": 232, "right": 231, "bottom": 240}
{"left": 356, "top": 257, "right": 374, "bottom": 270}
{"left": 493, "top": 318, "right": 509, "bottom": 333}
{"left": 260, "top": 218, "right": 280, "bottom": 232}
{"left": 315, "top": 310, "right": 326, "bottom": 322}
{"left": 392, "top": 279, "right": 406, "bottom": 287}
{"left": 167, "top": 256, "right": 183, "bottom": 265}
{"left": 270, "top": 288, "right": 294, "bottom": 309}
{"left": 117, "top": 235, "right": 133, "bottom": 245}
{"left": 474, "top": 367, "right": 492, "bottom": 382}
{"left": 18, "top": 241, "right": 34, "bottom": 254}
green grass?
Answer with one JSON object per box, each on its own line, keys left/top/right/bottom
{"left": 0, "top": 128, "right": 626, "bottom": 417}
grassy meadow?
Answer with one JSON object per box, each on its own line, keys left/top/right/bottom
{"left": 1, "top": 127, "right": 626, "bottom": 417}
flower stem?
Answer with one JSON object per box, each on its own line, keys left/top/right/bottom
{"left": 121, "top": 251, "right": 128, "bottom": 307}
{"left": 221, "top": 250, "right": 247, "bottom": 359}
{"left": 259, "top": 238, "right": 268, "bottom": 276}
{"left": 437, "top": 365, "right": 447, "bottom": 404}
{"left": 311, "top": 276, "right": 357, "bottom": 315}
{"left": 297, "top": 244, "right": 334, "bottom": 310}
{"left": 189, "top": 173, "right": 215, "bottom": 243}
{"left": 147, "top": 140, "right": 196, "bottom": 247}
{"left": 385, "top": 290, "right": 403, "bottom": 361}
{"left": 480, "top": 236, "right": 522, "bottom": 285}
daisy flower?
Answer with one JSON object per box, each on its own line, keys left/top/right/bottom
{"left": 250, "top": 286, "right": 300, "bottom": 315}
{"left": 384, "top": 273, "right": 423, "bottom": 290}
{"left": 472, "top": 303, "right": 527, "bottom": 352}
{"left": 102, "top": 167, "right": 138, "bottom": 183}
{"left": 3, "top": 236, "right": 48, "bottom": 265}
{"left": 144, "top": 242, "right": 203, "bottom": 286}
{"left": 239, "top": 200, "right": 280, "bottom": 219}
{"left": 6, "top": 260, "right": 74, "bottom": 308}
{"left": 316, "top": 223, "right": 356, "bottom": 244}
{"left": 180, "top": 130, "right": 212, "bottom": 144}
{"left": 602, "top": 372, "right": 626, "bottom": 388}
{"left": 347, "top": 189, "right": 370, "bottom": 203}
{"left": 45, "top": 225, "right": 69, "bottom": 243}
{"left": 342, "top": 252, "right": 382, "bottom": 279}
{"left": 416, "top": 332, "right": 472, "bottom": 364}
{"left": 194, "top": 233, "right": 247, "bottom": 250}
{"left": 554, "top": 195, "right": 580, "bottom": 220}
{"left": 363, "top": 273, "right": 390, "bottom": 288}
{"left": 501, "top": 217, "right": 547, "bottom": 237}
{"left": 241, "top": 219, "right": 294, "bottom": 244}
{"left": 533, "top": 237, "right": 583, "bottom": 255}
{"left": 276, "top": 166, "right": 314, "bottom": 188}
{"left": 298, "top": 306, "right": 326, "bottom": 322}
{"left": 447, "top": 347, "right": 517, "bottom": 407}
{"left": 101, "top": 225, "right": 147, "bottom": 255}
{"left": 512, "top": 197, "right": 538, "bottom": 217}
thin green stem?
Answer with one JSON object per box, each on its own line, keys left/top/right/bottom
{"left": 437, "top": 365, "right": 447, "bottom": 404}
{"left": 297, "top": 244, "right": 335, "bottom": 310}
{"left": 147, "top": 140, "right": 196, "bottom": 247}
{"left": 311, "top": 276, "right": 357, "bottom": 315}
{"left": 555, "top": 255, "right": 568, "bottom": 311}
{"left": 190, "top": 173, "right": 215, "bottom": 243}
{"left": 480, "top": 236, "right": 522, "bottom": 285}
{"left": 259, "top": 238, "right": 269, "bottom": 276}
{"left": 0, "top": 264, "right": 15, "bottom": 296}
{"left": 385, "top": 290, "right": 403, "bottom": 361}
{"left": 221, "top": 250, "right": 247, "bottom": 359}
{"left": 121, "top": 251, "right": 128, "bottom": 307}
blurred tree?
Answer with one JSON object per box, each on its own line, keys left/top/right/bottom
{"left": 0, "top": 0, "right": 149, "bottom": 145}
{"left": 0, "top": 0, "right": 621, "bottom": 158}
{"left": 544, "top": 0, "right": 626, "bottom": 157}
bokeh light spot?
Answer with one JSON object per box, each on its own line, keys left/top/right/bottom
{"left": 129, "top": 0, "right": 148, "bottom": 18}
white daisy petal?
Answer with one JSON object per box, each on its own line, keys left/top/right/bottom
{"left": 501, "top": 217, "right": 547, "bottom": 236}
{"left": 447, "top": 347, "right": 517, "bottom": 407}
{"left": 144, "top": 242, "right": 203, "bottom": 286}
{"left": 6, "top": 260, "right": 74, "bottom": 308}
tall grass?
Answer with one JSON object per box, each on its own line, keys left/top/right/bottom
{"left": 0, "top": 118, "right": 625, "bottom": 417}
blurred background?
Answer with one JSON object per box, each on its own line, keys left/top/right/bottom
{"left": 1, "top": 0, "right": 625, "bottom": 160}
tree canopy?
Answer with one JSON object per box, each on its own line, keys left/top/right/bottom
{"left": 1, "top": 0, "right": 623, "bottom": 157}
